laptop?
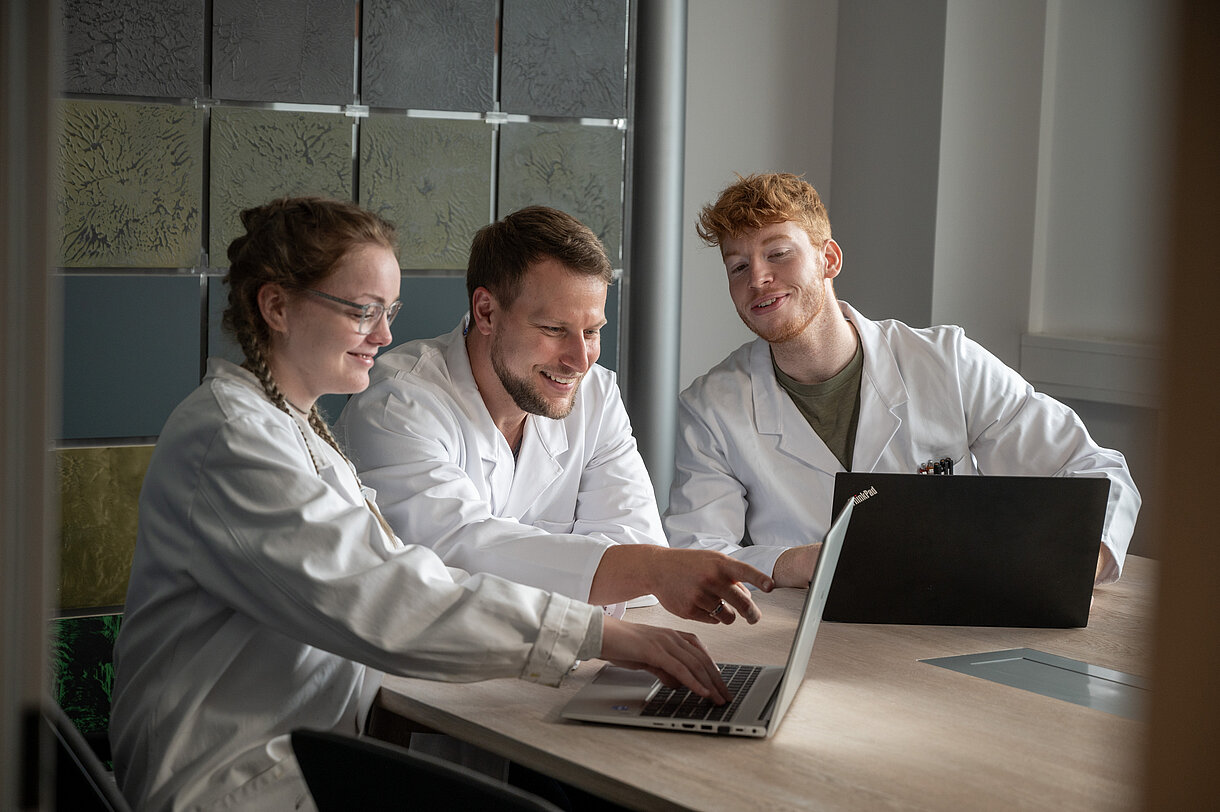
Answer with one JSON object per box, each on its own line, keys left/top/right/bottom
{"left": 560, "top": 498, "right": 854, "bottom": 738}
{"left": 827, "top": 472, "right": 1111, "bottom": 628}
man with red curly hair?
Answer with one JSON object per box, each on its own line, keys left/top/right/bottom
{"left": 664, "top": 173, "right": 1140, "bottom": 588}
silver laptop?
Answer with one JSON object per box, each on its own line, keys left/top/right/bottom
{"left": 560, "top": 498, "right": 854, "bottom": 738}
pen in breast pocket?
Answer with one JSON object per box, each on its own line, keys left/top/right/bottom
{"left": 917, "top": 457, "right": 954, "bottom": 475}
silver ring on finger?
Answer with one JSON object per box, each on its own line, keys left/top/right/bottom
{"left": 708, "top": 600, "right": 726, "bottom": 618}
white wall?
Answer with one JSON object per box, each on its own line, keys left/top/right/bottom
{"left": 678, "top": 0, "right": 1170, "bottom": 556}
{"left": 1033, "top": 0, "right": 1171, "bottom": 343}
{"left": 932, "top": 2, "right": 1046, "bottom": 366}
{"left": 680, "top": 0, "right": 838, "bottom": 389}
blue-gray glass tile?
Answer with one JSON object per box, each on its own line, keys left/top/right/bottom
{"left": 62, "top": 0, "right": 206, "bottom": 98}
{"left": 362, "top": 0, "right": 495, "bottom": 112}
{"left": 212, "top": 0, "right": 356, "bottom": 104}
{"left": 361, "top": 117, "right": 492, "bottom": 269}
{"left": 209, "top": 108, "right": 354, "bottom": 264}
{"left": 61, "top": 276, "right": 202, "bottom": 440}
{"left": 57, "top": 101, "right": 203, "bottom": 269}
{"left": 498, "top": 122, "right": 624, "bottom": 263}
{"left": 500, "top": 0, "right": 627, "bottom": 118}
{"left": 600, "top": 279, "right": 620, "bottom": 372}
{"left": 207, "top": 275, "right": 471, "bottom": 422}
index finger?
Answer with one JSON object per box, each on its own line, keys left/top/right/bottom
{"left": 665, "top": 631, "right": 730, "bottom": 703}
{"left": 724, "top": 559, "right": 774, "bottom": 593}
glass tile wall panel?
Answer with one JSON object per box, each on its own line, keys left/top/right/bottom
{"left": 61, "top": 276, "right": 202, "bottom": 440}
{"left": 501, "top": 0, "right": 628, "bottom": 118}
{"left": 363, "top": 0, "right": 496, "bottom": 112}
{"left": 57, "top": 100, "right": 203, "bottom": 268}
{"left": 212, "top": 0, "right": 356, "bottom": 104}
{"left": 57, "top": 446, "right": 153, "bottom": 611}
{"left": 209, "top": 108, "right": 355, "bottom": 262}
{"left": 361, "top": 117, "right": 493, "bottom": 270}
{"left": 50, "top": 615, "right": 123, "bottom": 741}
{"left": 62, "top": 0, "right": 206, "bottom": 98}
{"left": 498, "top": 121, "right": 625, "bottom": 262}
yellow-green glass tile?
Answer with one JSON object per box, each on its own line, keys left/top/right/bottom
{"left": 497, "top": 121, "right": 624, "bottom": 264}
{"left": 209, "top": 107, "right": 354, "bottom": 264}
{"left": 57, "top": 100, "right": 204, "bottom": 268}
{"left": 361, "top": 116, "right": 492, "bottom": 269}
{"left": 57, "top": 445, "right": 154, "bottom": 611}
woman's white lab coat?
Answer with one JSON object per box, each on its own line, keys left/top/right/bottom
{"left": 110, "top": 359, "right": 600, "bottom": 812}
{"left": 336, "top": 322, "right": 666, "bottom": 615}
{"left": 664, "top": 303, "right": 1140, "bottom": 584}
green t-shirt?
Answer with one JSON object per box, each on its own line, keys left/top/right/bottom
{"left": 772, "top": 340, "right": 864, "bottom": 471}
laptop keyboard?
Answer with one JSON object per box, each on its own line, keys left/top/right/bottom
{"left": 640, "top": 663, "right": 762, "bottom": 722}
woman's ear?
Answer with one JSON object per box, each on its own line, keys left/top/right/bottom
{"left": 257, "top": 283, "right": 291, "bottom": 335}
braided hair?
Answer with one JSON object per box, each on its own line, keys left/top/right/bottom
{"left": 222, "top": 197, "right": 397, "bottom": 465}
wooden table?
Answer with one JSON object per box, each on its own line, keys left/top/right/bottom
{"left": 375, "top": 556, "right": 1154, "bottom": 811}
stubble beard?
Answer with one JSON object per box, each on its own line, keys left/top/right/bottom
{"left": 490, "top": 336, "right": 578, "bottom": 420}
{"left": 739, "top": 285, "right": 823, "bottom": 345}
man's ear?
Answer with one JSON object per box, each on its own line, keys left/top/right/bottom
{"left": 821, "top": 239, "right": 844, "bottom": 280}
{"left": 257, "top": 283, "right": 291, "bottom": 335}
{"left": 469, "top": 287, "right": 498, "bottom": 336}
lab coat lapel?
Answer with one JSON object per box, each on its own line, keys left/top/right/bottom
{"left": 504, "top": 416, "right": 566, "bottom": 517}
{"left": 843, "top": 303, "right": 906, "bottom": 472}
{"left": 445, "top": 322, "right": 517, "bottom": 512}
{"left": 748, "top": 340, "right": 844, "bottom": 476}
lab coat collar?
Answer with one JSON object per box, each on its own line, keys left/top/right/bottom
{"left": 446, "top": 318, "right": 567, "bottom": 515}
{"left": 840, "top": 302, "right": 907, "bottom": 471}
{"left": 746, "top": 302, "right": 907, "bottom": 475}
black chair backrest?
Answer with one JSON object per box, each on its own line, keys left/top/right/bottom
{"left": 43, "top": 700, "right": 132, "bottom": 812}
{"left": 291, "top": 728, "right": 564, "bottom": 812}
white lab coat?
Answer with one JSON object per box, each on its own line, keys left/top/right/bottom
{"left": 110, "top": 359, "right": 600, "bottom": 812}
{"left": 664, "top": 302, "right": 1140, "bottom": 584}
{"left": 335, "top": 321, "right": 667, "bottom": 617}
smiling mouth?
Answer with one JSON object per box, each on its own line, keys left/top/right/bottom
{"left": 753, "top": 294, "right": 785, "bottom": 310}
{"left": 542, "top": 370, "right": 579, "bottom": 386}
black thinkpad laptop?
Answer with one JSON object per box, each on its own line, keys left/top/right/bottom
{"left": 827, "top": 472, "right": 1110, "bottom": 628}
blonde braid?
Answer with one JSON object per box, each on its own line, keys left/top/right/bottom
{"left": 241, "top": 342, "right": 330, "bottom": 474}
{"left": 308, "top": 407, "right": 351, "bottom": 466}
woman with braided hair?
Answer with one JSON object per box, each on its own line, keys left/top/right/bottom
{"left": 110, "top": 197, "right": 729, "bottom": 812}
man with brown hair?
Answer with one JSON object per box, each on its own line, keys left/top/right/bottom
{"left": 338, "top": 205, "right": 772, "bottom": 625}
{"left": 665, "top": 173, "right": 1140, "bottom": 587}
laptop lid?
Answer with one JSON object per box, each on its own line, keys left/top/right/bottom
{"left": 559, "top": 498, "right": 855, "bottom": 737}
{"left": 828, "top": 473, "right": 1109, "bottom": 628}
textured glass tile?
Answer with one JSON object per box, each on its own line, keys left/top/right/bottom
{"left": 498, "top": 121, "right": 624, "bottom": 262}
{"left": 57, "top": 100, "right": 203, "bottom": 268}
{"left": 501, "top": 0, "right": 627, "bottom": 118}
{"left": 363, "top": 0, "right": 495, "bottom": 111}
{"left": 61, "top": 275, "right": 202, "bottom": 440}
{"left": 361, "top": 117, "right": 492, "bottom": 269}
{"left": 62, "top": 0, "right": 205, "bottom": 98}
{"left": 212, "top": 0, "right": 356, "bottom": 104}
{"left": 209, "top": 108, "right": 354, "bottom": 263}
{"left": 57, "top": 447, "right": 153, "bottom": 611}
{"left": 50, "top": 615, "right": 123, "bottom": 741}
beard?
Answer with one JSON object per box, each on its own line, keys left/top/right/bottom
{"left": 738, "top": 286, "right": 823, "bottom": 344}
{"left": 490, "top": 337, "right": 579, "bottom": 420}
